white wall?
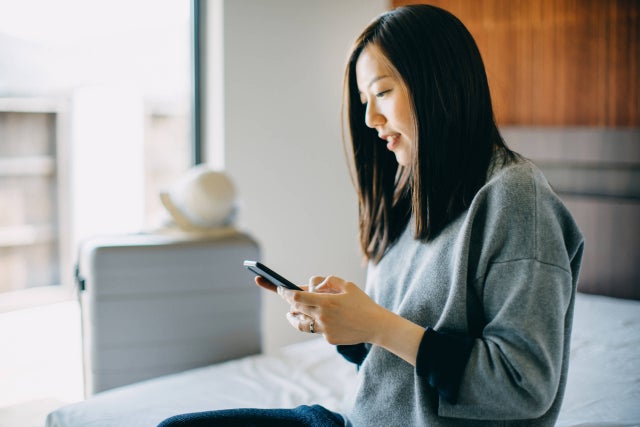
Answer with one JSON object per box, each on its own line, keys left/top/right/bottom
{"left": 205, "top": 0, "right": 388, "bottom": 353}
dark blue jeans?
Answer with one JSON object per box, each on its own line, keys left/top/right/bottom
{"left": 157, "top": 404, "right": 346, "bottom": 427}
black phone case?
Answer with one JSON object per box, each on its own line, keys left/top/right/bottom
{"left": 243, "top": 260, "right": 303, "bottom": 291}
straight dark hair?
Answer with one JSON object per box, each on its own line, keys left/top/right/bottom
{"left": 344, "top": 4, "right": 515, "bottom": 263}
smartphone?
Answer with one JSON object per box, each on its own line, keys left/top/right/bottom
{"left": 243, "top": 260, "right": 303, "bottom": 291}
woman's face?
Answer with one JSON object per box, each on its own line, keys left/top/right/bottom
{"left": 355, "top": 44, "right": 415, "bottom": 166}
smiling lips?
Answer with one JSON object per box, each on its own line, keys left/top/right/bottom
{"left": 379, "top": 133, "right": 400, "bottom": 151}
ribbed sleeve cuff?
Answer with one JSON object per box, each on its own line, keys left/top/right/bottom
{"left": 336, "top": 343, "right": 370, "bottom": 367}
{"left": 415, "top": 327, "right": 474, "bottom": 404}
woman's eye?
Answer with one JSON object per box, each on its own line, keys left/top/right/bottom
{"left": 376, "top": 89, "right": 391, "bottom": 98}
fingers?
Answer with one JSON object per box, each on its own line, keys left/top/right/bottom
{"left": 286, "top": 312, "right": 319, "bottom": 334}
{"left": 255, "top": 276, "right": 277, "bottom": 293}
{"left": 279, "top": 275, "right": 356, "bottom": 337}
{"left": 279, "top": 276, "right": 348, "bottom": 305}
{"left": 278, "top": 285, "right": 320, "bottom": 308}
{"left": 308, "top": 275, "right": 325, "bottom": 293}
{"left": 278, "top": 286, "right": 322, "bottom": 323}
{"left": 314, "top": 275, "right": 349, "bottom": 294}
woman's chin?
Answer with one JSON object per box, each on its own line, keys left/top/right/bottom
{"left": 393, "top": 150, "right": 411, "bottom": 166}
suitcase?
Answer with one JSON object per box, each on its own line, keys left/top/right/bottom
{"left": 75, "top": 231, "right": 261, "bottom": 396}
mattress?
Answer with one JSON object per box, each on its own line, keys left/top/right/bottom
{"left": 45, "top": 292, "right": 640, "bottom": 427}
{"left": 556, "top": 293, "right": 640, "bottom": 427}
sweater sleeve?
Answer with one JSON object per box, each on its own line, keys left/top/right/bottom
{"left": 415, "top": 327, "right": 474, "bottom": 404}
{"left": 336, "top": 343, "right": 370, "bottom": 366}
{"left": 438, "top": 260, "right": 575, "bottom": 420}
{"left": 437, "top": 164, "right": 583, "bottom": 420}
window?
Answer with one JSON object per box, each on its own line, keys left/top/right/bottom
{"left": 0, "top": 0, "right": 193, "bottom": 300}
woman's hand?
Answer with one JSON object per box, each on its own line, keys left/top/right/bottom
{"left": 254, "top": 275, "right": 278, "bottom": 293}
{"left": 256, "top": 274, "right": 425, "bottom": 366}
{"left": 277, "top": 275, "right": 387, "bottom": 346}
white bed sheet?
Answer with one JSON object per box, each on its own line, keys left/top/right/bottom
{"left": 46, "top": 293, "right": 640, "bottom": 427}
{"left": 556, "top": 293, "right": 640, "bottom": 427}
{"left": 45, "top": 338, "right": 357, "bottom": 427}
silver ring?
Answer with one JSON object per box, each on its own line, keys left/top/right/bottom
{"left": 309, "top": 319, "right": 315, "bottom": 334}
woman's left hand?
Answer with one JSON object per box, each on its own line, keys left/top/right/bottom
{"left": 276, "top": 275, "right": 387, "bottom": 346}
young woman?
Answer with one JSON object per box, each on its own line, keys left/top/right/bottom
{"left": 159, "top": 4, "right": 584, "bottom": 426}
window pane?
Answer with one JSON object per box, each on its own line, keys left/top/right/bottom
{"left": 0, "top": 0, "right": 192, "bottom": 293}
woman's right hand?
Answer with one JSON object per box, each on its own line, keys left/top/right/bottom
{"left": 277, "top": 275, "right": 426, "bottom": 366}
{"left": 277, "top": 275, "right": 387, "bottom": 346}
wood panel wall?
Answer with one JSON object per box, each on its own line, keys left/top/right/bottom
{"left": 391, "top": 0, "right": 639, "bottom": 126}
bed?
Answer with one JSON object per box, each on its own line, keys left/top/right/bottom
{"left": 46, "top": 128, "right": 640, "bottom": 426}
{"left": 44, "top": 292, "right": 640, "bottom": 427}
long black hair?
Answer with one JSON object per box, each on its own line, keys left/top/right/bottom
{"left": 344, "top": 4, "right": 514, "bottom": 263}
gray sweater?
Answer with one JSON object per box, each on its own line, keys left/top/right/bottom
{"left": 345, "top": 158, "right": 584, "bottom": 426}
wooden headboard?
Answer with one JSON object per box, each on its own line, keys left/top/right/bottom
{"left": 503, "top": 127, "right": 640, "bottom": 300}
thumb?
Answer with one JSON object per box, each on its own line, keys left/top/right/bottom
{"left": 315, "top": 275, "right": 347, "bottom": 294}
{"left": 307, "top": 275, "right": 325, "bottom": 292}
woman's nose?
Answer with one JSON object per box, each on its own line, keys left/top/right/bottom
{"left": 364, "top": 103, "right": 384, "bottom": 129}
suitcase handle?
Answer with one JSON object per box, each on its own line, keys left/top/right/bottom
{"left": 75, "top": 264, "right": 86, "bottom": 291}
